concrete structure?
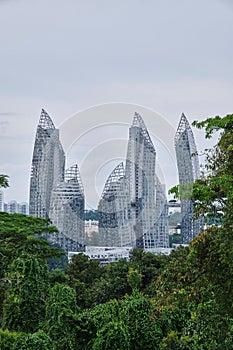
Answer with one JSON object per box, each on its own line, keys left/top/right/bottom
{"left": 68, "top": 246, "right": 174, "bottom": 265}
{"left": 49, "top": 164, "right": 85, "bottom": 251}
{"left": 125, "top": 113, "right": 157, "bottom": 248}
{"left": 152, "top": 176, "right": 169, "bottom": 248}
{"left": 0, "top": 191, "right": 3, "bottom": 211}
{"left": 175, "top": 113, "right": 202, "bottom": 243}
{"left": 98, "top": 112, "right": 169, "bottom": 249}
{"left": 29, "top": 109, "right": 65, "bottom": 218}
{"left": 29, "top": 109, "right": 85, "bottom": 252}
{"left": 68, "top": 246, "right": 132, "bottom": 265}
{"left": 18, "top": 202, "right": 28, "bottom": 215}
{"left": 98, "top": 162, "right": 133, "bottom": 247}
{"left": 7, "top": 200, "right": 18, "bottom": 214}
{"left": 2, "top": 200, "right": 28, "bottom": 214}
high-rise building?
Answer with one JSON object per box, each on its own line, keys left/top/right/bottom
{"left": 7, "top": 200, "right": 18, "bottom": 214}
{"left": 49, "top": 165, "right": 85, "bottom": 251}
{"left": 2, "top": 200, "right": 29, "bottom": 215}
{"left": 98, "top": 112, "right": 169, "bottom": 249}
{"left": 0, "top": 191, "right": 3, "bottom": 212}
{"left": 18, "top": 202, "right": 29, "bottom": 215}
{"left": 175, "top": 113, "right": 202, "bottom": 243}
{"left": 98, "top": 162, "right": 133, "bottom": 247}
{"left": 29, "top": 109, "right": 65, "bottom": 218}
{"left": 125, "top": 113, "right": 157, "bottom": 248}
{"left": 153, "top": 176, "right": 169, "bottom": 248}
{"left": 3, "top": 203, "right": 7, "bottom": 212}
{"left": 29, "top": 109, "right": 85, "bottom": 252}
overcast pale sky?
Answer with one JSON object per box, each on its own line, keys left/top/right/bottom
{"left": 0, "top": 0, "right": 233, "bottom": 207}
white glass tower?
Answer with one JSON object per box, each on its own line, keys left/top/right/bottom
{"left": 0, "top": 191, "right": 3, "bottom": 212}
{"left": 125, "top": 113, "right": 157, "bottom": 248}
{"left": 29, "top": 109, "right": 65, "bottom": 218}
{"left": 98, "top": 112, "right": 169, "bottom": 249}
{"left": 175, "top": 113, "right": 202, "bottom": 243}
{"left": 152, "top": 176, "right": 169, "bottom": 248}
{"left": 98, "top": 162, "right": 133, "bottom": 247}
{"left": 49, "top": 165, "right": 85, "bottom": 251}
{"left": 29, "top": 110, "right": 85, "bottom": 252}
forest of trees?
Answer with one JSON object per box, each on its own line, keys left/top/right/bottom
{"left": 0, "top": 114, "right": 233, "bottom": 349}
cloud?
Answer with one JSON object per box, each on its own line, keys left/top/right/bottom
{"left": 0, "top": 121, "right": 9, "bottom": 134}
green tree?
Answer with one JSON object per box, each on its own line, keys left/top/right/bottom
{"left": 0, "top": 213, "right": 63, "bottom": 321}
{"left": 12, "top": 330, "right": 54, "bottom": 350}
{"left": 0, "top": 212, "right": 62, "bottom": 268}
{"left": 91, "top": 259, "right": 131, "bottom": 305}
{"left": 43, "top": 283, "right": 78, "bottom": 350}
{"left": 92, "top": 320, "right": 130, "bottom": 350}
{"left": 189, "top": 115, "right": 233, "bottom": 315}
{"left": 191, "top": 114, "right": 233, "bottom": 224}
{"left": 165, "top": 114, "right": 233, "bottom": 348}
{"left": 120, "top": 291, "right": 163, "bottom": 349}
{"left": 129, "top": 248, "right": 168, "bottom": 294}
{"left": 65, "top": 253, "right": 102, "bottom": 287}
{"left": 2, "top": 257, "right": 48, "bottom": 333}
{"left": 0, "top": 175, "right": 9, "bottom": 188}
{"left": 127, "top": 268, "right": 142, "bottom": 292}
{"left": 0, "top": 328, "right": 19, "bottom": 350}
{"left": 76, "top": 293, "right": 163, "bottom": 350}
{"left": 65, "top": 253, "right": 103, "bottom": 308}
{"left": 169, "top": 233, "right": 181, "bottom": 247}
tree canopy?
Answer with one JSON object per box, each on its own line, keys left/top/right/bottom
{"left": 0, "top": 175, "right": 9, "bottom": 189}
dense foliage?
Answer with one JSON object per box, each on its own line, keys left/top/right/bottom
{"left": 0, "top": 175, "right": 9, "bottom": 189}
{"left": 1, "top": 114, "right": 233, "bottom": 349}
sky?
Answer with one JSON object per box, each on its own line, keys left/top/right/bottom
{"left": 0, "top": 0, "right": 233, "bottom": 208}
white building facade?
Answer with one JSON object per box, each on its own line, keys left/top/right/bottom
{"left": 175, "top": 113, "right": 202, "bottom": 243}
{"left": 98, "top": 113, "right": 169, "bottom": 249}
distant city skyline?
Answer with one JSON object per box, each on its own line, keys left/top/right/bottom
{"left": 1, "top": 0, "right": 232, "bottom": 204}
{"left": 0, "top": 104, "right": 227, "bottom": 208}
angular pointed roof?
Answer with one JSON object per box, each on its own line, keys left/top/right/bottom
{"left": 38, "top": 109, "right": 55, "bottom": 130}
{"left": 132, "top": 112, "right": 155, "bottom": 152}
{"left": 101, "top": 162, "right": 125, "bottom": 199}
{"left": 132, "top": 112, "right": 147, "bottom": 129}
{"left": 65, "top": 164, "right": 84, "bottom": 194}
{"left": 175, "top": 113, "right": 192, "bottom": 141}
{"left": 175, "top": 113, "right": 200, "bottom": 179}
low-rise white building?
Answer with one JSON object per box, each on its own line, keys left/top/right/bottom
{"left": 68, "top": 246, "right": 132, "bottom": 265}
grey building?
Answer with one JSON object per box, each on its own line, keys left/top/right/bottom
{"left": 29, "top": 109, "right": 65, "bottom": 218}
{"left": 29, "top": 110, "right": 84, "bottom": 252}
{"left": 49, "top": 165, "right": 85, "bottom": 251}
{"left": 18, "top": 202, "right": 29, "bottom": 215}
{"left": 175, "top": 113, "right": 202, "bottom": 243}
{"left": 3, "top": 201, "right": 29, "bottom": 215}
{"left": 0, "top": 191, "right": 3, "bottom": 212}
{"left": 125, "top": 112, "right": 157, "bottom": 248}
{"left": 6, "top": 200, "right": 18, "bottom": 214}
{"left": 98, "top": 112, "right": 169, "bottom": 249}
{"left": 98, "top": 162, "right": 133, "bottom": 247}
{"left": 149, "top": 176, "right": 169, "bottom": 248}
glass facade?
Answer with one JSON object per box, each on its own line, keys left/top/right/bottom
{"left": 49, "top": 165, "right": 85, "bottom": 251}
{"left": 29, "top": 110, "right": 85, "bottom": 252}
{"left": 29, "top": 109, "right": 65, "bottom": 218}
{"left": 98, "top": 162, "right": 133, "bottom": 247}
{"left": 98, "top": 112, "right": 169, "bottom": 249}
{"left": 175, "top": 113, "right": 202, "bottom": 243}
